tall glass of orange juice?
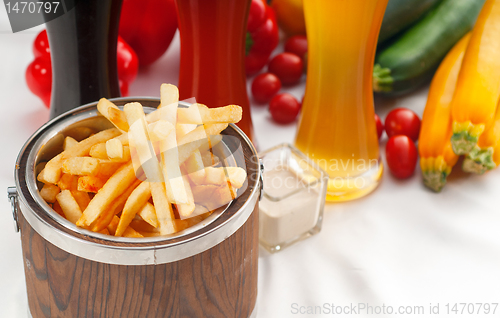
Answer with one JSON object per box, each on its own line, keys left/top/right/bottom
{"left": 295, "top": 0, "right": 388, "bottom": 202}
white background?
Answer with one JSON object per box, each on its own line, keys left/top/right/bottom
{"left": 1, "top": 6, "right": 500, "bottom": 318}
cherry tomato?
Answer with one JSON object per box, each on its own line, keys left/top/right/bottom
{"left": 25, "top": 56, "right": 52, "bottom": 108}
{"left": 375, "top": 113, "right": 384, "bottom": 140}
{"left": 33, "top": 29, "right": 50, "bottom": 58}
{"left": 248, "top": 6, "right": 280, "bottom": 55}
{"left": 268, "top": 52, "right": 303, "bottom": 85}
{"left": 385, "top": 108, "right": 421, "bottom": 142}
{"left": 245, "top": 51, "right": 270, "bottom": 75}
{"left": 247, "top": 0, "right": 266, "bottom": 32}
{"left": 251, "top": 73, "right": 281, "bottom": 104}
{"left": 385, "top": 135, "right": 418, "bottom": 179}
{"left": 269, "top": 93, "right": 301, "bottom": 124}
{"left": 119, "top": 0, "right": 177, "bottom": 66}
{"left": 117, "top": 36, "right": 139, "bottom": 83}
{"left": 119, "top": 79, "right": 129, "bottom": 97}
{"left": 284, "top": 35, "right": 307, "bottom": 60}
{"left": 245, "top": 4, "right": 279, "bottom": 75}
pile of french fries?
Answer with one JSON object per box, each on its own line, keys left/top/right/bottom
{"left": 37, "top": 84, "right": 247, "bottom": 238}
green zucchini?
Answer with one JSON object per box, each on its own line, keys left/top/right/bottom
{"left": 379, "top": 0, "right": 442, "bottom": 44}
{"left": 373, "top": 0, "right": 485, "bottom": 96}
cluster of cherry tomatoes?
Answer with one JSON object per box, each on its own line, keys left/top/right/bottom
{"left": 250, "top": 35, "right": 307, "bottom": 124}
{"left": 376, "top": 108, "right": 421, "bottom": 179}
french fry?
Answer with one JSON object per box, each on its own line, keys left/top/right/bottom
{"left": 90, "top": 142, "right": 130, "bottom": 162}
{"left": 137, "top": 201, "right": 159, "bottom": 228}
{"left": 67, "top": 127, "right": 94, "bottom": 141}
{"left": 160, "top": 133, "right": 189, "bottom": 204}
{"left": 114, "top": 133, "right": 129, "bottom": 146}
{"left": 194, "top": 204, "right": 210, "bottom": 214}
{"left": 43, "top": 128, "right": 121, "bottom": 183}
{"left": 224, "top": 167, "right": 247, "bottom": 188}
{"left": 175, "top": 212, "right": 211, "bottom": 231}
{"left": 97, "top": 98, "right": 129, "bottom": 132}
{"left": 138, "top": 231, "right": 162, "bottom": 237}
{"left": 91, "top": 179, "right": 141, "bottom": 232}
{"left": 215, "top": 182, "right": 237, "bottom": 205}
{"left": 154, "top": 90, "right": 191, "bottom": 205}
{"left": 106, "top": 215, "right": 142, "bottom": 237}
{"left": 77, "top": 176, "right": 105, "bottom": 193}
{"left": 150, "top": 182, "right": 177, "bottom": 235}
{"left": 178, "top": 123, "right": 227, "bottom": 147}
{"left": 98, "top": 228, "right": 110, "bottom": 235}
{"left": 57, "top": 174, "right": 78, "bottom": 191}
{"left": 123, "top": 227, "right": 144, "bottom": 238}
{"left": 177, "top": 124, "right": 228, "bottom": 165}
{"left": 201, "top": 152, "right": 220, "bottom": 167}
{"left": 177, "top": 104, "right": 242, "bottom": 124}
{"left": 115, "top": 181, "right": 152, "bottom": 236}
{"left": 198, "top": 133, "right": 223, "bottom": 153}
{"left": 62, "top": 157, "right": 101, "bottom": 175}
{"left": 176, "top": 123, "right": 197, "bottom": 138}
{"left": 63, "top": 136, "right": 78, "bottom": 150}
{"left": 56, "top": 190, "right": 83, "bottom": 224}
{"left": 95, "top": 161, "right": 123, "bottom": 180}
{"left": 89, "top": 143, "right": 108, "bottom": 159}
{"left": 107, "top": 215, "right": 120, "bottom": 235}
{"left": 129, "top": 218, "right": 159, "bottom": 233}
{"left": 118, "top": 146, "right": 132, "bottom": 162}
{"left": 185, "top": 150, "right": 206, "bottom": 182}
{"left": 191, "top": 184, "right": 219, "bottom": 204}
{"left": 148, "top": 120, "right": 174, "bottom": 142}
{"left": 40, "top": 184, "right": 60, "bottom": 203}
{"left": 175, "top": 175, "right": 195, "bottom": 218}
{"left": 37, "top": 168, "right": 51, "bottom": 184}
{"left": 159, "top": 83, "right": 179, "bottom": 110}
{"left": 52, "top": 200, "right": 65, "bottom": 217}
{"left": 106, "top": 138, "right": 123, "bottom": 159}
{"left": 71, "top": 191, "right": 91, "bottom": 211}
{"left": 107, "top": 146, "right": 131, "bottom": 163}
{"left": 204, "top": 167, "right": 226, "bottom": 185}
{"left": 77, "top": 162, "right": 137, "bottom": 226}
{"left": 124, "top": 102, "right": 164, "bottom": 183}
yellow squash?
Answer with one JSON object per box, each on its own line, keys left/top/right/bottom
{"left": 462, "top": 101, "right": 500, "bottom": 174}
{"left": 419, "top": 32, "right": 471, "bottom": 192}
{"left": 450, "top": 0, "right": 500, "bottom": 155}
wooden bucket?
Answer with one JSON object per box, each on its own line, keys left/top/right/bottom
{"left": 10, "top": 98, "right": 261, "bottom": 318}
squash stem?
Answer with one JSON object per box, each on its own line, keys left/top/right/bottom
{"left": 450, "top": 121, "right": 485, "bottom": 155}
{"left": 422, "top": 170, "right": 450, "bottom": 192}
{"left": 421, "top": 156, "right": 453, "bottom": 192}
{"left": 373, "top": 64, "right": 394, "bottom": 92}
{"left": 462, "top": 146, "right": 496, "bottom": 174}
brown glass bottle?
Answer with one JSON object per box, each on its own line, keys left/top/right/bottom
{"left": 44, "top": 0, "right": 123, "bottom": 119}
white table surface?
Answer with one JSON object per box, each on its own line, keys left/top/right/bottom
{"left": 1, "top": 9, "right": 500, "bottom": 318}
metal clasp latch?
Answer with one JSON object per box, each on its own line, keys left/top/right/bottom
{"left": 259, "top": 159, "right": 264, "bottom": 201}
{"left": 7, "top": 187, "right": 19, "bottom": 232}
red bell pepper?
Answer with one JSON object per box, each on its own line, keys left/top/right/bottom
{"left": 246, "top": 0, "right": 279, "bottom": 76}
{"left": 26, "top": 30, "right": 138, "bottom": 108}
{"left": 119, "top": 0, "right": 178, "bottom": 67}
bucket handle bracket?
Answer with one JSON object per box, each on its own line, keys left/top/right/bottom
{"left": 7, "top": 187, "right": 20, "bottom": 233}
{"left": 259, "top": 159, "right": 264, "bottom": 201}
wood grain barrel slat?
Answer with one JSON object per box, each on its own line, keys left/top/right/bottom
{"left": 20, "top": 205, "right": 258, "bottom": 318}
